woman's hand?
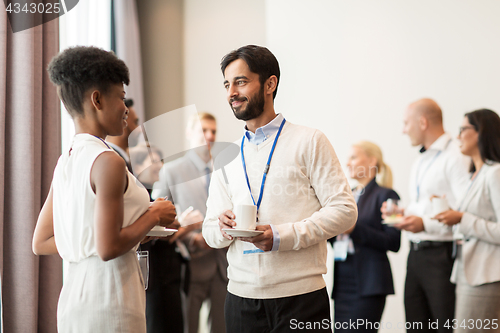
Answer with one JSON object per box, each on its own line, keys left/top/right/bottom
{"left": 149, "top": 198, "right": 177, "bottom": 227}
{"left": 381, "top": 201, "right": 405, "bottom": 220}
{"left": 434, "top": 210, "right": 463, "bottom": 226}
{"left": 180, "top": 209, "right": 204, "bottom": 227}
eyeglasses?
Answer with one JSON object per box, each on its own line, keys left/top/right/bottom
{"left": 459, "top": 125, "right": 476, "bottom": 135}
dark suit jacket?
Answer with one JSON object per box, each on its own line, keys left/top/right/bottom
{"left": 330, "top": 178, "right": 400, "bottom": 297}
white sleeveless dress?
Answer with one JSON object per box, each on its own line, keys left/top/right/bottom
{"left": 52, "top": 134, "right": 150, "bottom": 333}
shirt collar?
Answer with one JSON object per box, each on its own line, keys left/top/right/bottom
{"left": 244, "top": 113, "right": 284, "bottom": 145}
{"left": 420, "top": 133, "right": 451, "bottom": 153}
{"left": 186, "top": 150, "right": 212, "bottom": 172}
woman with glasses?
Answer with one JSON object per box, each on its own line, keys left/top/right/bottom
{"left": 32, "top": 46, "right": 177, "bottom": 332}
{"left": 435, "top": 109, "right": 500, "bottom": 332}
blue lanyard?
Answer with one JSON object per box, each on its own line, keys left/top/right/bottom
{"left": 93, "top": 135, "right": 111, "bottom": 149}
{"left": 240, "top": 119, "right": 286, "bottom": 212}
{"left": 416, "top": 139, "right": 451, "bottom": 202}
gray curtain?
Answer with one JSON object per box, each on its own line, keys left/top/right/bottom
{"left": 0, "top": 8, "right": 62, "bottom": 333}
{"left": 114, "top": 0, "right": 146, "bottom": 123}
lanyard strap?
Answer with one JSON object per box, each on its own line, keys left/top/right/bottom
{"left": 93, "top": 135, "right": 112, "bottom": 149}
{"left": 240, "top": 118, "right": 286, "bottom": 211}
{"left": 416, "top": 139, "right": 451, "bottom": 201}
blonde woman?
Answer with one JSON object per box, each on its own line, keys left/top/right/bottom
{"left": 330, "top": 141, "right": 401, "bottom": 332}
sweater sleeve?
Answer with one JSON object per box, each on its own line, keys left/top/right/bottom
{"left": 202, "top": 165, "right": 234, "bottom": 249}
{"left": 349, "top": 189, "right": 401, "bottom": 252}
{"left": 276, "top": 130, "right": 357, "bottom": 251}
{"left": 459, "top": 165, "right": 500, "bottom": 245}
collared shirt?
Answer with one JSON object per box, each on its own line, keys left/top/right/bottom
{"left": 186, "top": 150, "right": 213, "bottom": 189}
{"left": 152, "top": 150, "right": 212, "bottom": 215}
{"left": 243, "top": 113, "right": 284, "bottom": 251}
{"left": 244, "top": 113, "right": 284, "bottom": 145}
{"left": 187, "top": 150, "right": 212, "bottom": 172}
{"left": 406, "top": 133, "right": 470, "bottom": 242}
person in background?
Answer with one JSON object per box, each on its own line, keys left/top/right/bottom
{"left": 106, "top": 98, "right": 139, "bottom": 172}
{"left": 382, "top": 98, "right": 470, "bottom": 333}
{"left": 434, "top": 109, "right": 500, "bottom": 332}
{"left": 203, "top": 45, "right": 357, "bottom": 332}
{"left": 152, "top": 112, "right": 228, "bottom": 333}
{"left": 32, "top": 46, "right": 176, "bottom": 332}
{"left": 130, "top": 143, "right": 164, "bottom": 199}
{"left": 330, "top": 141, "right": 400, "bottom": 332}
{"left": 132, "top": 143, "right": 186, "bottom": 333}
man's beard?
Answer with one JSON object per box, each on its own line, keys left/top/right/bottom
{"left": 230, "top": 85, "right": 265, "bottom": 121}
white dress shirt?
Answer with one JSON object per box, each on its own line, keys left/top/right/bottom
{"left": 244, "top": 113, "right": 284, "bottom": 145}
{"left": 405, "top": 133, "right": 470, "bottom": 242}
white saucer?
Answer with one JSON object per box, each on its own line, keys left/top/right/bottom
{"left": 223, "top": 229, "right": 264, "bottom": 237}
{"left": 382, "top": 217, "right": 403, "bottom": 225}
{"left": 147, "top": 226, "right": 178, "bottom": 237}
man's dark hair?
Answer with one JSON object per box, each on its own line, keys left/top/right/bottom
{"left": 220, "top": 45, "right": 280, "bottom": 99}
{"left": 465, "top": 108, "right": 500, "bottom": 172}
{"left": 47, "top": 46, "right": 129, "bottom": 117}
{"left": 124, "top": 99, "right": 134, "bottom": 108}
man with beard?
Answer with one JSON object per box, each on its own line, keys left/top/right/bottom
{"left": 202, "top": 45, "right": 357, "bottom": 332}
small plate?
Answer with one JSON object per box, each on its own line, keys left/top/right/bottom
{"left": 382, "top": 217, "right": 403, "bottom": 225}
{"left": 223, "top": 229, "right": 264, "bottom": 237}
{"left": 147, "top": 226, "right": 178, "bottom": 237}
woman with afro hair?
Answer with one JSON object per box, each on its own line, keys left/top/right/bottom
{"left": 32, "top": 46, "right": 177, "bottom": 332}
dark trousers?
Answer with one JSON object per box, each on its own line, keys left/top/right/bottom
{"left": 225, "top": 288, "right": 332, "bottom": 332}
{"left": 404, "top": 242, "right": 455, "bottom": 333}
{"left": 142, "top": 240, "right": 185, "bottom": 333}
{"left": 334, "top": 255, "right": 387, "bottom": 333}
{"left": 334, "top": 296, "right": 386, "bottom": 333}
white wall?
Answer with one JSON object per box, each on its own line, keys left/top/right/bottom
{"left": 183, "top": 0, "right": 267, "bottom": 145}
{"left": 137, "top": 0, "right": 185, "bottom": 142}
{"left": 266, "top": 0, "right": 500, "bottom": 329}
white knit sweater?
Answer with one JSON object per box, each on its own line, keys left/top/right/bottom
{"left": 202, "top": 121, "right": 357, "bottom": 299}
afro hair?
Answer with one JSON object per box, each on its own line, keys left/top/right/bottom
{"left": 47, "top": 46, "right": 129, "bottom": 117}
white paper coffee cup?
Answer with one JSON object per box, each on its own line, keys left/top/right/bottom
{"left": 431, "top": 197, "right": 449, "bottom": 217}
{"left": 234, "top": 204, "right": 257, "bottom": 230}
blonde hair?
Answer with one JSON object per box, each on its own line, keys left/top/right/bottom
{"left": 352, "top": 141, "right": 393, "bottom": 189}
{"left": 186, "top": 112, "right": 216, "bottom": 132}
